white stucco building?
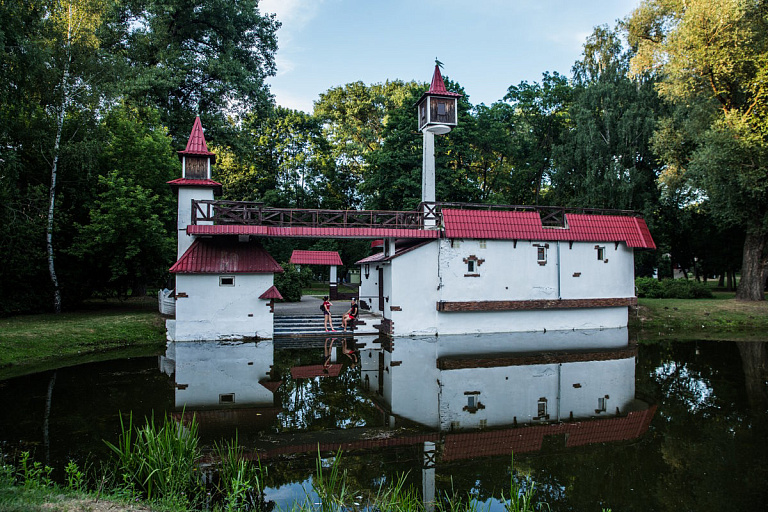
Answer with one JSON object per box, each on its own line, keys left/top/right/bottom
{"left": 356, "top": 208, "right": 654, "bottom": 336}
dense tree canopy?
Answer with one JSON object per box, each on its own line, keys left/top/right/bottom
{"left": 627, "top": 0, "right": 768, "bottom": 299}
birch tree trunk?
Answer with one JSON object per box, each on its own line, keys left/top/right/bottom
{"left": 46, "top": 4, "right": 74, "bottom": 313}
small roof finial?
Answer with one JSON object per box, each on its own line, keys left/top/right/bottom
{"left": 435, "top": 58, "right": 443, "bottom": 69}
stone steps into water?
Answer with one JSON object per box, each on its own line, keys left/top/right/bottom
{"left": 273, "top": 314, "right": 377, "bottom": 337}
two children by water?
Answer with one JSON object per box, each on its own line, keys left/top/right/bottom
{"left": 322, "top": 296, "right": 358, "bottom": 332}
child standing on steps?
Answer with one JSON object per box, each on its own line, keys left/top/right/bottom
{"left": 322, "top": 296, "right": 335, "bottom": 332}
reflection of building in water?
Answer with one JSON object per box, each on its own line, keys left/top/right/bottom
{"left": 160, "top": 340, "right": 280, "bottom": 412}
{"left": 360, "top": 328, "right": 648, "bottom": 431}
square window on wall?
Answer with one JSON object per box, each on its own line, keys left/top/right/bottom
{"left": 537, "top": 399, "right": 547, "bottom": 417}
{"left": 479, "top": 240, "right": 487, "bottom": 249}
{"left": 537, "top": 247, "right": 547, "bottom": 263}
{"left": 597, "top": 246, "right": 605, "bottom": 260}
{"left": 219, "top": 276, "right": 235, "bottom": 287}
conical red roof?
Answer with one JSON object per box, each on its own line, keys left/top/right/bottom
{"left": 178, "top": 116, "right": 216, "bottom": 158}
{"left": 427, "top": 64, "right": 462, "bottom": 98}
{"left": 259, "top": 285, "right": 284, "bottom": 300}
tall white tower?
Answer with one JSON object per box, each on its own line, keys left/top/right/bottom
{"left": 416, "top": 63, "right": 462, "bottom": 227}
{"left": 168, "top": 116, "right": 221, "bottom": 258}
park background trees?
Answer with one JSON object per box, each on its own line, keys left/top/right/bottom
{"left": 0, "top": 0, "right": 763, "bottom": 314}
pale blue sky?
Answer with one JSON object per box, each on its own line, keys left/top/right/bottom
{"left": 260, "top": 0, "right": 641, "bottom": 113}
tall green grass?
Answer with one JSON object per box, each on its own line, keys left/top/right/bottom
{"left": 104, "top": 411, "right": 202, "bottom": 507}
{"left": 213, "top": 433, "right": 268, "bottom": 512}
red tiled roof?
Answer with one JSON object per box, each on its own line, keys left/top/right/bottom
{"left": 441, "top": 209, "right": 656, "bottom": 249}
{"left": 290, "top": 364, "right": 343, "bottom": 378}
{"left": 169, "top": 238, "right": 283, "bottom": 274}
{"left": 167, "top": 178, "right": 222, "bottom": 191}
{"left": 259, "top": 285, "right": 283, "bottom": 300}
{"left": 355, "top": 239, "right": 434, "bottom": 265}
{"left": 290, "top": 250, "right": 343, "bottom": 266}
{"left": 371, "top": 239, "right": 384, "bottom": 248}
{"left": 356, "top": 252, "right": 386, "bottom": 265}
{"left": 428, "top": 64, "right": 462, "bottom": 97}
{"left": 186, "top": 225, "right": 440, "bottom": 239}
{"left": 178, "top": 116, "right": 215, "bottom": 158}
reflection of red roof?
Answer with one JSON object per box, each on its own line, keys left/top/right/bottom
{"left": 187, "top": 225, "right": 440, "bottom": 239}
{"left": 442, "top": 405, "right": 657, "bottom": 461}
{"left": 442, "top": 210, "right": 656, "bottom": 249}
{"left": 249, "top": 405, "right": 656, "bottom": 461}
{"left": 290, "top": 250, "right": 343, "bottom": 266}
{"left": 259, "top": 379, "right": 282, "bottom": 393}
{"left": 259, "top": 285, "right": 283, "bottom": 300}
{"left": 178, "top": 116, "right": 216, "bottom": 158}
{"left": 290, "top": 364, "right": 343, "bottom": 378}
{"left": 170, "top": 239, "right": 283, "bottom": 274}
{"left": 172, "top": 407, "right": 281, "bottom": 433}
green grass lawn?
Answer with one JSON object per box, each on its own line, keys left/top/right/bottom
{"left": 631, "top": 290, "right": 768, "bottom": 341}
{"left": 302, "top": 281, "right": 360, "bottom": 296}
{"left": 0, "top": 297, "right": 166, "bottom": 380}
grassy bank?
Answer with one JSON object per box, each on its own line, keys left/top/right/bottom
{"left": 630, "top": 291, "right": 768, "bottom": 341}
{"left": 0, "top": 297, "right": 167, "bottom": 381}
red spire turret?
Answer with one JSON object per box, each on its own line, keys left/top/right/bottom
{"left": 178, "top": 116, "right": 216, "bottom": 160}
{"left": 428, "top": 64, "right": 462, "bottom": 97}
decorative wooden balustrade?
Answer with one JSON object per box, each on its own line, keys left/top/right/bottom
{"left": 191, "top": 200, "right": 426, "bottom": 229}
{"left": 190, "top": 200, "right": 641, "bottom": 230}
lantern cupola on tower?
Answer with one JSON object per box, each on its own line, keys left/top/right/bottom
{"left": 417, "top": 62, "right": 462, "bottom": 134}
{"left": 177, "top": 115, "right": 216, "bottom": 179}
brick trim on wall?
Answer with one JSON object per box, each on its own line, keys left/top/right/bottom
{"left": 437, "top": 346, "right": 638, "bottom": 370}
{"left": 436, "top": 297, "right": 637, "bottom": 312}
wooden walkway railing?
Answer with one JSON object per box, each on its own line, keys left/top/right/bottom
{"left": 191, "top": 201, "right": 426, "bottom": 229}
{"left": 190, "top": 200, "right": 641, "bottom": 229}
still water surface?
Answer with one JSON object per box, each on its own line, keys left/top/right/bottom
{"left": 1, "top": 330, "right": 766, "bottom": 511}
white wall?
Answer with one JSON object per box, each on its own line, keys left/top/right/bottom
{"left": 437, "top": 356, "right": 636, "bottom": 430}
{"left": 438, "top": 239, "right": 559, "bottom": 301}
{"left": 171, "top": 341, "right": 275, "bottom": 409}
{"left": 358, "top": 259, "right": 381, "bottom": 311}
{"left": 384, "top": 239, "right": 635, "bottom": 336}
{"left": 388, "top": 243, "right": 440, "bottom": 334}
{"left": 176, "top": 187, "right": 213, "bottom": 257}
{"left": 559, "top": 242, "right": 635, "bottom": 299}
{"left": 173, "top": 273, "right": 275, "bottom": 341}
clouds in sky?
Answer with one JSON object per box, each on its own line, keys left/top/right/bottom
{"left": 260, "top": 0, "right": 640, "bottom": 112}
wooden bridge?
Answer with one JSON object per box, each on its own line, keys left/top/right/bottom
{"left": 189, "top": 200, "right": 640, "bottom": 230}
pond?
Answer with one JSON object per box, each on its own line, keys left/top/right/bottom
{"left": 1, "top": 329, "right": 766, "bottom": 511}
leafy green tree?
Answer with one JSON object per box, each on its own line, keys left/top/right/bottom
{"left": 467, "top": 102, "right": 516, "bottom": 203}
{"left": 314, "top": 80, "right": 421, "bottom": 207}
{"left": 627, "top": 0, "right": 768, "bottom": 300}
{"left": 215, "top": 107, "right": 337, "bottom": 208}
{"left": 70, "top": 105, "right": 177, "bottom": 297}
{"left": 503, "top": 72, "right": 573, "bottom": 205}
{"left": 71, "top": 171, "right": 173, "bottom": 297}
{"left": 104, "top": 0, "right": 280, "bottom": 146}
{"left": 552, "top": 26, "right": 662, "bottom": 212}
